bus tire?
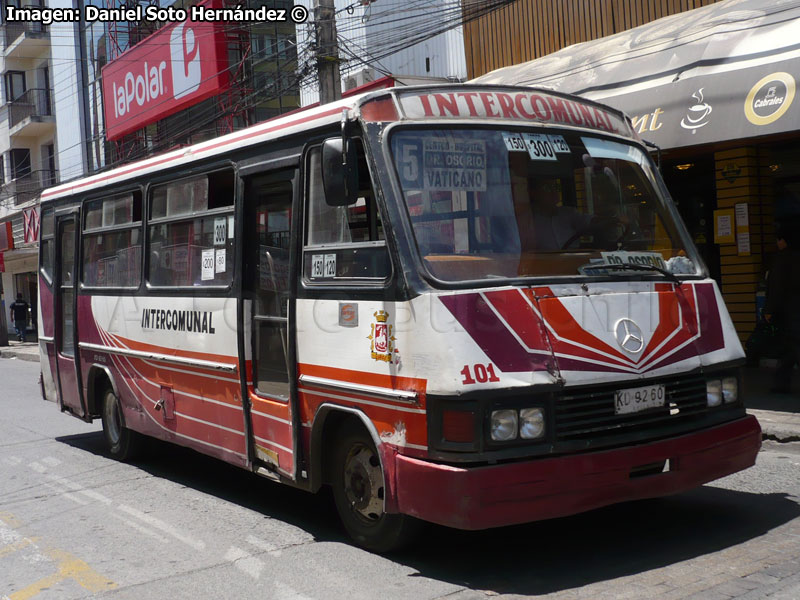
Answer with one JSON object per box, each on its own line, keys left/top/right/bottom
{"left": 101, "top": 387, "right": 142, "bottom": 461}
{"left": 331, "top": 421, "right": 420, "bottom": 553}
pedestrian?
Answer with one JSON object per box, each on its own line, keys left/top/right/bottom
{"left": 765, "top": 224, "right": 800, "bottom": 393}
{"left": 9, "top": 293, "right": 30, "bottom": 343}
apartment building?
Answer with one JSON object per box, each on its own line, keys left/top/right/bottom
{"left": 0, "top": 16, "right": 57, "bottom": 337}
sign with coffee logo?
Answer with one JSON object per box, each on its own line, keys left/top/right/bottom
{"left": 744, "top": 72, "right": 796, "bottom": 126}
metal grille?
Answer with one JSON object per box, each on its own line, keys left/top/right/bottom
{"left": 555, "top": 375, "right": 709, "bottom": 441}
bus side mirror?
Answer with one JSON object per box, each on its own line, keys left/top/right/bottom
{"left": 322, "top": 138, "right": 358, "bottom": 206}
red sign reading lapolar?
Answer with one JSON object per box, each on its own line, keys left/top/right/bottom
{"left": 101, "top": 6, "right": 229, "bottom": 141}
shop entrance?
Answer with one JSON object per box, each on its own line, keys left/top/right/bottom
{"left": 14, "top": 271, "right": 37, "bottom": 336}
{"left": 662, "top": 155, "right": 719, "bottom": 282}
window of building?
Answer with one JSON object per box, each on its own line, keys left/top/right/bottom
{"left": 148, "top": 170, "right": 235, "bottom": 288}
{"left": 82, "top": 191, "right": 142, "bottom": 288}
{"left": 303, "top": 140, "right": 390, "bottom": 282}
{"left": 4, "top": 71, "right": 25, "bottom": 102}
{"left": 9, "top": 149, "right": 31, "bottom": 180}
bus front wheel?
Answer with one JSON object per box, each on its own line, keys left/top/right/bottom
{"left": 101, "top": 388, "right": 142, "bottom": 461}
{"left": 331, "top": 422, "right": 420, "bottom": 552}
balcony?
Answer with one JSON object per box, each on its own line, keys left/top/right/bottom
{"left": 8, "top": 89, "right": 54, "bottom": 137}
{"left": 3, "top": 22, "right": 49, "bottom": 60}
{"left": 4, "top": 169, "right": 58, "bottom": 206}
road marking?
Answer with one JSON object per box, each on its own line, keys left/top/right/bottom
{"left": 225, "top": 546, "right": 264, "bottom": 579}
{"left": 0, "top": 513, "right": 23, "bottom": 529}
{"left": 79, "top": 488, "right": 113, "bottom": 505}
{"left": 0, "top": 512, "right": 117, "bottom": 599}
{"left": 118, "top": 504, "right": 205, "bottom": 551}
{"left": 45, "top": 475, "right": 113, "bottom": 506}
{"left": 274, "top": 581, "right": 316, "bottom": 600}
{"left": 246, "top": 534, "right": 286, "bottom": 557}
{"left": 40, "top": 457, "right": 60, "bottom": 467}
{"left": 0, "top": 537, "right": 36, "bottom": 558}
{"left": 110, "top": 514, "right": 168, "bottom": 543}
{"left": 7, "top": 548, "right": 117, "bottom": 599}
{"left": 42, "top": 482, "right": 88, "bottom": 506}
{"left": 28, "top": 462, "right": 46, "bottom": 474}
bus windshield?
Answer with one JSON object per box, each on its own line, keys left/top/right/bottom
{"left": 390, "top": 127, "right": 697, "bottom": 282}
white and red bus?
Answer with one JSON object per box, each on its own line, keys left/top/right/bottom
{"left": 39, "top": 85, "right": 761, "bottom": 551}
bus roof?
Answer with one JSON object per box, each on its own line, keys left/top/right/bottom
{"left": 42, "top": 85, "right": 634, "bottom": 203}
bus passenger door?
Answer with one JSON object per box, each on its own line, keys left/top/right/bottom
{"left": 243, "top": 170, "right": 296, "bottom": 478}
{"left": 54, "top": 214, "right": 84, "bottom": 417}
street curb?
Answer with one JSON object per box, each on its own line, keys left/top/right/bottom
{"left": 0, "top": 351, "right": 39, "bottom": 363}
{"left": 748, "top": 409, "right": 800, "bottom": 444}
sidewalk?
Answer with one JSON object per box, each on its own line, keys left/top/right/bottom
{"left": 1, "top": 343, "right": 797, "bottom": 441}
{"left": 743, "top": 366, "right": 800, "bottom": 443}
{"left": 0, "top": 339, "right": 40, "bottom": 363}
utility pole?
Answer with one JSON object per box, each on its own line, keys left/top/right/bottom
{"left": 314, "top": 0, "right": 342, "bottom": 104}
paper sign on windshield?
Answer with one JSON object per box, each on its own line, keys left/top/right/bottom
{"left": 601, "top": 251, "right": 667, "bottom": 270}
{"left": 422, "top": 138, "right": 487, "bottom": 192}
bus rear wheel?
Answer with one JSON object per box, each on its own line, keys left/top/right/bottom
{"left": 331, "top": 422, "right": 420, "bottom": 553}
{"left": 101, "top": 388, "right": 142, "bottom": 461}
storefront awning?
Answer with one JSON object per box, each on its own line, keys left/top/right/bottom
{"left": 473, "top": 0, "right": 800, "bottom": 150}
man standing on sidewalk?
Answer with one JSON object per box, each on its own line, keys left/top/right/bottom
{"left": 766, "top": 224, "right": 800, "bottom": 394}
{"left": 9, "top": 293, "right": 29, "bottom": 343}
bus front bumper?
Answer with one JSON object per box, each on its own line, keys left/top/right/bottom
{"left": 393, "top": 415, "right": 761, "bottom": 530}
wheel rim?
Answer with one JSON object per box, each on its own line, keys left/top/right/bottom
{"left": 342, "top": 443, "right": 384, "bottom": 522}
{"left": 103, "top": 392, "right": 122, "bottom": 445}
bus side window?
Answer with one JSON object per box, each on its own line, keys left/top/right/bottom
{"left": 304, "top": 141, "right": 390, "bottom": 282}
{"left": 148, "top": 170, "right": 235, "bottom": 288}
{"left": 81, "top": 192, "right": 142, "bottom": 288}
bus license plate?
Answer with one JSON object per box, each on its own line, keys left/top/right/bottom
{"left": 615, "top": 384, "right": 665, "bottom": 415}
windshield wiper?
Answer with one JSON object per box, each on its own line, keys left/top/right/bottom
{"left": 580, "top": 262, "right": 680, "bottom": 284}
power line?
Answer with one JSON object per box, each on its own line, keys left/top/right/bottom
{"left": 9, "top": 0, "right": 518, "bottom": 182}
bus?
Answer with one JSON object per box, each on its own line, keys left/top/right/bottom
{"left": 39, "top": 85, "right": 761, "bottom": 551}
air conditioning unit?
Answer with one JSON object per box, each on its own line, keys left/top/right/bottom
{"left": 343, "top": 68, "right": 376, "bottom": 92}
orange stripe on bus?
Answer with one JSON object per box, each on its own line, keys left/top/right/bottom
{"left": 297, "top": 363, "right": 427, "bottom": 397}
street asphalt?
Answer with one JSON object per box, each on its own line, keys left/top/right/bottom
{"left": 2, "top": 338, "right": 798, "bottom": 443}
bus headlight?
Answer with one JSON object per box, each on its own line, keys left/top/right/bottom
{"left": 490, "top": 409, "right": 518, "bottom": 441}
{"left": 722, "top": 377, "right": 738, "bottom": 404}
{"left": 706, "top": 379, "right": 722, "bottom": 407}
{"left": 519, "top": 408, "right": 545, "bottom": 440}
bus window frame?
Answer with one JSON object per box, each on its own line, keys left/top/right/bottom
{"left": 300, "top": 138, "right": 395, "bottom": 290}
{"left": 381, "top": 120, "right": 706, "bottom": 291}
{"left": 79, "top": 186, "right": 144, "bottom": 293}
{"left": 39, "top": 205, "right": 56, "bottom": 288}
{"left": 242, "top": 167, "right": 297, "bottom": 404}
{"left": 144, "top": 166, "right": 238, "bottom": 294}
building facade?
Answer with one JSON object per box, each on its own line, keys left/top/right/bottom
{"left": 1, "top": 0, "right": 472, "bottom": 337}
{"left": 468, "top": 0, "right": 799, "bottom": 346}
{"left": 1, "top": 0, "right": 305, "bottom": 336}
{"left": 0, "top": 11, "right": 57, "bottom": 338}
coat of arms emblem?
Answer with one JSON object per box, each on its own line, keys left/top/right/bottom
{"left": 368, "top": 310, "right": 396, "bottom": 362}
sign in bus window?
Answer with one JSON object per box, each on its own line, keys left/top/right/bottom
{"left": 149, "top": 217, "right": 234, "bottom": 287}
{"left": 148, "top": 171, "right": 235, "bottom": 287}
{"left": 304, "top": 143, "right": 390, "bottom": 281}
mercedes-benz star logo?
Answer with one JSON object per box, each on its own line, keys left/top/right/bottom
{"left": 615, "top": 318, "right": 645, "bottom": 354}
